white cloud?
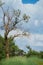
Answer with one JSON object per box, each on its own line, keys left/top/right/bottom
{"left": 34, "top": 20, "right": 39, "bottom": 26}
{"left": 1, "top": 0, "right": 43, "bottom": 28}
{"left": 29, "top": 34, "right": 43, "bottom": 46}
{"left": 0, "top": 30, "right": 5, "bottom": 37}
{"left": 8, "top": 29, "right": 23, "bottom": 37}
{"left": 12, "top": 0, "right": 43, "bottom": 27}
{"left": 13, "top": 33, "right": 43, "bottom": 52}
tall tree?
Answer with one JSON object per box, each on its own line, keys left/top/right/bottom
{"left": 0, "top": 0, "right": 30, "bottom": 58}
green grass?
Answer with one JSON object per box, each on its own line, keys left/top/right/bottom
{"left": 0, "top": 56, "right": 43, "bottom": 65}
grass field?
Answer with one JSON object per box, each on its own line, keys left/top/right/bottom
{"left": 0, "top": 56, "right": 43, "bottom": 65}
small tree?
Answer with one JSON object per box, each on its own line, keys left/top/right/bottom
{"left": 26, "top": 46, "right": 32, "bottom": 57}
{"left": 0, "top": 0, "right": 30, "bottom": 58}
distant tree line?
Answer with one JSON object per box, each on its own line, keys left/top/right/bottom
{"left": 26, "top": 46, "right": 43, "bottom": 59}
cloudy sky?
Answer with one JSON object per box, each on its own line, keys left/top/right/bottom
{"left": 0, "top": 0, "right": 43, "bottom": 52}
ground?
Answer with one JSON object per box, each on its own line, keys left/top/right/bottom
{"left": 0, "top": 56, "right": 43, "bottom": 65}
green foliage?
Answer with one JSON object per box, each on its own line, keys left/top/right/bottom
{"left": 27, "top": 50, "right": 40, "bottom": 57}
{"left": 0, "top": 35, "right": 26, "bottom": 59}
{"left": 23, "top": 14, "right": 30, "bottom": 22}
{"left": 26, "top": 46, "right": 40, "bottom": 57}
{"left": 0, "top": 36, "right": 20, "bottom": 59}
{"left": 39, "top": 51, "right": 43, "bottom": 58}
{"left": 9, "top": 38, "right": 19, "bottom": 56}
{"left": 17, "top": 49, "right": 25, "bottom": 56}
{"left": 0, "top": 35, "right": 5, "bottom": 60}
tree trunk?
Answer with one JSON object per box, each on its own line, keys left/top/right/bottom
{"left": 5, "top": 33, "right": 9, "bottom": 58}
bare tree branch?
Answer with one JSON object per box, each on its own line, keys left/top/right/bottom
{"left": 11, "top": 32, "right": 30, "bottom": 40}
{"left": 0, "top": 6, "right": 6, "bottom": 27}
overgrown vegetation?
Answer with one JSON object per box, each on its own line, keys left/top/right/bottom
{"left": 0, "top": 35, "right": 26, "bottom": 60}
{"left": 26, "top": 45, "right": 43, "bottom": 58}
{"left": 0, "top": 1, "right": 43, "bottom": 65}
{"left": 0, "top": 35, "right": 43, "bottom": 60}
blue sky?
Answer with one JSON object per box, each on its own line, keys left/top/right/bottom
{"left": 0, "top": 0, "right": 43, "bottom": 52}
{"left": 22, "top": 0, "right": 39, "bottom": 4}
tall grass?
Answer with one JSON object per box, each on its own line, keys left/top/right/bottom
{"left": 0, "top": 56, "right": 43, "bottom": 65}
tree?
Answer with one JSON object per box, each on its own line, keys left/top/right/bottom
{"left": 26, "top": 46, "right": 31, "bottom": 52}
{"left": 26, "top": 46, "right": 32, "bottom": 57}
{"left": 26, "top": 46, "right": 40, "bottom": 57}
{"left": 0, "top": 0, "right": 30, "bottom": 58}
{"left": 39, "top": 51, "right": 43, "bottom": 58}
{"left": 0, "top": 35, "right": 20, "bottom": 59}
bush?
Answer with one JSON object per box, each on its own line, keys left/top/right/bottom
{"left": 39, "top": 51, "right": 43, "bottom": 59}
{"left": 0, "top": 35, "right": 6, "bottom": 60}
{"left": 26, "top": 50, "right": 40, "bottom": 57}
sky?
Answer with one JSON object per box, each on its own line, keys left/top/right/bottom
{"left": 0, "top": 0, "right": 43, "bottom": 52}
{"left": 22, "top": 0, "right": 39, "bottom": 4}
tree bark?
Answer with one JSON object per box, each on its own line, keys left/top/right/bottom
{"left": 4, "top": 33, "right": 9, "bottom": 58}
